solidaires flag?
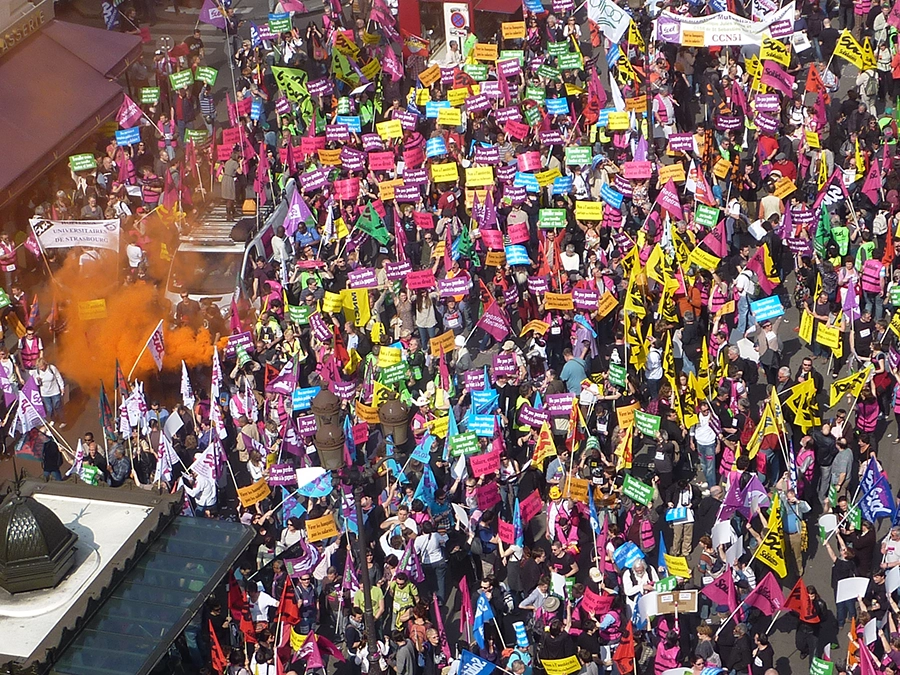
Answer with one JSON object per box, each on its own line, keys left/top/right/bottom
{"left": 830, "top": 367, "right": 871, "bottom": 407}
{"left": 756, "top": 494, "right": 788, "bottom": 578}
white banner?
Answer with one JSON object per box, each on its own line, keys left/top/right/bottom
{"left": 654, "top": 2, "right": 795, "bottom": 46}
{"left": 588, "top": 0, "right": 631, "bottom": 44}
{"left": 30, "top": 218, "right": 120, "bottom": 252}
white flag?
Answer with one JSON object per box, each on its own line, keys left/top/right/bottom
{"left": 154, "top": 435, "right": 178, "bottom": 483}
{"left": 181, "top": 360, "right": 195, "bottom": 408}
{"left": 147, "top": 320, "right": 165, "bottom": 371}
{"left": 609, "top": 75, "right": 626, "bottom": 112}
{"left": 210, "top": 350, "right": 227, "bottom": 440}
{"left": 67, "top": 439, "right": 85, "bottom": 477}
{"left": 588, "top": 0, "right": 630, "bottom": 44}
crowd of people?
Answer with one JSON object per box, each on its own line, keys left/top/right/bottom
{"left": 28, "top": 0, "right": 900, "bottom": 672}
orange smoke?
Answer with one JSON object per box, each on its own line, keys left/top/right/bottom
{"left": 50, "top": 251, "right": 218, "bottom": 394}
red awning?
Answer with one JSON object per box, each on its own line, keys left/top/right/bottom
{"left": 0, "top": 21, "right": 140, "bottom": 211}
{"left": 474, "top": 0, "right": 523, "bottom": 13}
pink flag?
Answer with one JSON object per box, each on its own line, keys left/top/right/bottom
{"left": 743, "top": 571, "right": 784, "bottom": 616}
{"left": 655, "top": 178, "right": 684, "bottom": 220}
{"left": 459, "top": 577, "right": 473, "bottom": 633}
{"left": 730, "top": 80, "right": 748, "bottom": 116}
{"left": 888, "top": 0, "right": 900, "bottom": 28}
{"left": 117, "top": 94, "right": 143, "bottom": 128}
{"left": 382, "top": 44, "right": 404, "bottom": 82}
{"left": 281, "top": 0, "right": 307, "bottom": 11}
{"left": 597, "top": 517, "right": 609, "bottom": 576}
{"left": 230, "top": 294, "right": 242, "bottom": 333}
{"left": 315, "top": 634, "right": 346, "bottom": 662}
{"left": 861, "top": 158, "right": 882, "bottom": 204}
{"left": 476, "top": 302, "right": 511, "bottom": 342}
{"left": 199, "top": 0, "right": 226, "bottom": 29}
{"left": 700, "top": 222, "right": 728, "bottom": 257}
{"left": 432, "top": 595, "right": 453, "bottom": 661}
{"left": 297, "top": 633, "right": 323, "bottom": 666}
{"left": 859, "top": 640, "right": 880, "bottom": 675}
{"left": 701, "top": 570, "right": 737, "bottom": 612}
{"left": 746, "top": 247, "right": 778, "bottom": 294}
{"left": 255, "top": 141, "right": 269, "bottom": 206}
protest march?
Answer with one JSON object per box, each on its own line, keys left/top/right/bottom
{"left": 17, "top": 0, "right": 900, "bottom": 671}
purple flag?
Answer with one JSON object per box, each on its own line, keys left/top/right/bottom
{"left": 701, "top": 569, "right": 737, "bottom": 611}
{"left": 476, "top": 302, "right": 511, "bottom": 342}
{"left": 399, "top": 539, "right": 425, "bottom": 583}
{"left": 283, "top": 189, "right": 313, "bottom": 236}
{"left": 199, "top": 0, "right": 226, "bottom": 29}
{"left": 265, "top": 360, "right": 297, "bottom": 396}
{"left": 0, "top": 364, "right": 16, "bottom": 407}
{"left": 843, "top": 282, "right": 861, "bottom": 323}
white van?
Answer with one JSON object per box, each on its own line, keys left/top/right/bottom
{"left": 164, "top": 178, "right": 298, "bottom": 315}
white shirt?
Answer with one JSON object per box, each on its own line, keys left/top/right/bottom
{"left": 34, "top": 365, "right": 64, "bottom": 397}
{"left": 883, "top": 535, "right": 900, "bottom": 565}
{"left": 248, "top": 590, "right": 278, "bottom": 622}
{"left": 126, "top": 243, "right": 144, "bottom": 268}
{"left": 413, "top": 532, "right": 447, "bottom": 565}
{"left": 184, "top": 473, "right": 217, "bottom": 507}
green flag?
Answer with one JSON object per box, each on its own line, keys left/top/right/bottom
{"left": 355, "top": 204, "right": 390, "bottom": 245}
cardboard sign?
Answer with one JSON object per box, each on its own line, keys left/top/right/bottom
{"left": 544, "top": 292, "right": 574, "bottom": 311}
{"left": 431, "top": 162, "right": 460, "bottom": 183}
{"left": 623, "top": 161, "right": 653, "bottom": 180}
{"left": 237, "top": 478, "right": 272, "bottom": 508}
{"left": 502, "top": 21, "right": 527, "bottom": 39}
{"left": 306, "top": 514, "right": 340, "bottom": 542}
{"left": 607, "top": 112, "right": 630, "bottom": 130}
{"left": 682, "top": 30, "right": 705, "bottom": 47}
{"left": 773, "top": 176, "right": 797, "bottom": 199}
{"left": 69, "top": 154, "right": 97, "bottom": 172}
{"left": 430, "top": 329, "right": 457, "bottom": 357}
{"left": 473, "top": 43, "right": 499, "bottom": 61}
{"left": 656, "top": 590, "right": 699, "bottom": 614}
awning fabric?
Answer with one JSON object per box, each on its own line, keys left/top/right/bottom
{"left": 474, "top": 0, "right": 523, "bottom": 13}
{"left": 0, "top": 21, "right": 140, "bottom": 211}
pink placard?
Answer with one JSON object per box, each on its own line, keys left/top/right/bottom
{"left": 406, "top": 269, "right": 437, "bottom": 290}
{"left": 480, "top": 228, "right": 504, "bottom": 249}
{"left": 498, "top": 519, "right": 515, "bottom": 544}
{"left": 517, "top": 151, "right": 542, "bottom": 172}
{"left": 413, "top": 211, "right": 434, "bottom": 229}
{"left": 334, "top": 178, "right": 360, "bottom": 201}
{"left": 369, "top": 151, "right": 395, "bottom": 171}
{"left": 352, "top": 422, "right": 369, "bottom": 445}
{"left": 520, "top": 489, "right": 543, "bottom": 522}
{"left": 475, "top": 483, "right": 501, "bottom": 510}
{"left": 623, "top": 161, "right": 653, "bottom": 180}
{"left": 469, "top": 448, "right": 501, "bottom": 478}
{"left": 505, "top": 120, "right": 530, "bottom": 140}
{"left": 403, "top": 146, "right": 425, "bottom": 169}
{"left": 508, "top": 221, "right": 529, "bottom": 244}
{"left": 300, "top": 136, "right": 327, "bottom": 155}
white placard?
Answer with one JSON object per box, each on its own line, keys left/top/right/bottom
{"left": 836, "top": 576, "right": 870, "bottom": 604}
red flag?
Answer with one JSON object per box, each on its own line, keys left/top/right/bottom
{"left": 230, "top": 294, "right": 243, "bottom": 334}
{"left": 475, "top": 302, "right": 511, "bottom": 342}
{"left": 746, "top": 245, "right": 779, "bottom": 294}
{"left": 613, "top": 621, "right": 635, "bottom": 674}
{"left": 805, "top": 64, "right": 831, "bottom": 104}
{"left": 117, "top": 93, "right": 143, "bottom": 128}
{"left": 861, "top": 158, "right": 882, "bottom": 205}
{"left": 743, "top": 571, "right": 784, "bottom": 616}
{"left": 784, "top": 577, "right": 820, "bottom": 623}
{"left": 115, "top": 359, "right": 129, "bottom": 394}
{"left": 209, "top": 620, "right": 228, "bottom": 674}
{"left": 276, "top": 578, "right": 300, "bottom": 626}
{"left": 859, "top": 639, "right": 880, "bottom": 675}
{"left": 565, "top": 396, "right": 584, "bottom": 452}
{"left": 227, "top": 571, "right": 246, "bottom": 621}
{"left": 884, "top": 222, "right": 896, "bottom": 264}
{"left": 298, "top": 633, "right": 324, "bottom": 669}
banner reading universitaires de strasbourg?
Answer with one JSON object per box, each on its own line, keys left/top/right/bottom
{"left": 29, "top": 218, "right": 120, "bottom": 252}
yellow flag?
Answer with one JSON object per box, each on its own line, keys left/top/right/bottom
{"left": 830, "top": 366, "right": 872, "bottom": 407}
{"left": 532, "top": 421, "right": 557, "bottom": 467}
{"left": 663, "top": 332, "right": 677, "bottom": 386}
{"left": 628, "top": 20, "right": 645, "bottom": 49}
{"left": 614, "top": 424, "right": 634, "bottom": 471}
{"left": 624, "top": 266, "right": 646, "bottom": 318}
{"left": 834, "top": 30, "right": 865, "bottom": 69}
{"left": 696, "top": 337, "right": 711, "bottom": 393}
{"left": 745, "top": 397, "right": 779, "bottom": 459}
{"left": 783, "top": 377, "right": 816, "bottom": 414}
{"left": 855, "top": 139, "right": 865, "bottom": 181}
{"left": 756, "top": 494, "right": 788, "bottom": 578}
{"left": 862, "top": 37, "right": 877, "bottom": 70}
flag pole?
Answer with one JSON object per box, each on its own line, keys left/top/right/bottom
{"left": 127, "top": 320, "right": 164, "bottom": 380}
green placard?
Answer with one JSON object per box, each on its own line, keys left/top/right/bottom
{"left": 140, "top": 87, "right": 160, "bottom": 104}
{"left": 0, "top": 288, "right": 11, "bottom": 309}
{"left": 184, "top": 129, "right": 210, "bottom": 145}
{"left": 810, "top": 658, "right": 834, "bottom": 675}
{"left": 289, "top": 304, "right": 313, "bottom": 325}
{"left": 890, "top": 286, "right": 900, "bottom": 306}
{"left": 196, "top": 66, "right": 218, "bottom": 86}
{"left": 450, "top": 431, "right": 480, "bottom": 456}
{"left": 694, "top": 203, "right": 720, "bottom": 229}
{"left": 538, "top": 209, "right": 567, "bottom": 228}
{"left": 379, "top": 362, "right": 408, "bottom": 386}
{"left": 464, "top": 64, "right": 489, "bottom": 81}
{"left": 655, "top": 575, "right": 678, "bottom": 593}
{"left": 547, "top": 42, "right": 569, "bottom": 56}
{"left": 169, "top": 69, "right": 194, "bottom": 91}
{"left": 623, "top": 474, "right": 654, "bottom": 506}
{"left": 849, "top": 505, "right": 862, "bottom": 530}
{"left": 565, "top": 146, "right": 592, "bottom": 165}
{"left": 634, "top": 409, "right": 661, "bottom": 436}
{"left": 81, "top": 464, "right": 100, "bottom": 485}
{"left": 524, "top": 85, "right": 545, "bottom": 104}
{"left": 609, "top": 363, "right": 627, "bottom": 388}
{"left": 558, "top": 52, "right": 583, "bottom": 70}
{"left": 69, "top": 153, "right": 97, "bottom": 172}
{"left": 499, "top": 50, "right": 524, "bottom": 65}
{"left": 523, "top": 106, "right": 541, "bottom": 125}
{"left": 537, "top": 64, "right": 561, "bottom": 80}
{"left": 269, "top": 15, "right": 292, "bottom": 33}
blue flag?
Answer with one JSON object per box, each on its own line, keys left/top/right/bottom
{"left": 298, "top": 471, "right": 333, "bottom": 498}
{"left": 658, "top": 532, "right": 668, "bottom": 574}
{"left": 344, "top": 414, "right": 357, "bottom": 463}
{"left": 249, "top": 21, "right": 262, "bottom": 47}
{"left": 473, "top": 591, "right": 495, "bottom": 649}
{"left": 282, "top": 488, "right": 307, "bottom": 522}
{"left": 513, "top": 498, "right": 524, "bottom": 547}
{"left": 410, "top": 431, "right": 434, "bottom": 464}
{"left": 413, "top": 464, "right": 438, "bottom": 509}
{"left": 385, "top": 439, "right": 409, "bottom": 484}
{"left": 860, "top": 457, "right": 896, "bottom": 522}
{"left": 443, "top": 410, "right": 459, "bottom": 461}
{"left": 459, "top": 650, "right": 496, "bottom": 675}
{"left": 606, "top": 44, "right": 621, "bottom": 70}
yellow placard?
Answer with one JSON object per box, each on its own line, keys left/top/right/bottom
{"left": 663, "top": 553, "right": 692, "bottom": 579}
{"left": 466, "top": 166, "right": 494, "bottom": 187}
{"left": 431, "top": 162, "right": 460, "bottom": 183}
{"left": 432, "top": 241, "right": 446, "bottom": 259}
{"left": 306, "top": 514, "right": 340, "bottom": 542}
{"left": 415, "top": 87, "right": 432, "bottom": 105}
{"left": 682, "top": 30, "right": 705, "bottom": 47}
{"left": 237, "top": 479, "right": 272, "bottom": 508}
{"left": 429, "top": 329, "right": 457, "bottom": 357}
{"left": 713, "top": 158, "right": 732, "bottom": 179}
{"left": 816, "top": 323, "right": 841, "bottom": 349}
{"left": 536, "top": 167, "right": 562, "bottom": 187}
{"left": 502, "top": 21, "right": 527, "bottom": 39}
{"left": 376, "top": 120, "right": 403, "bottom": 140}
{"left": 378, "top": 178, "right": 405, "bottom": 201}
{"left": 318, "top": 148, "right": 342, "bottom": 165}
{"left": 356, "top": 400, "right": 381, "bottom": 424}
{"left": 563, "top": 476, "right": 590, "bottom": 502}
{"left": 428, "top": 415, "right": 450, "bottom": 438}
{"left": 322, "top": 291, "right": 344, "bottom": 313}
{"left": 575, "top": 201, "right": 603, "bottom": 220}
{"left": 805, "top": 130, "right": 821, "bottom": 149}
{"left": 597, "top": 291, "right": 619, "bottom": 319}
{"left": 688, "top": 247, "right": 720, "bottom": 271}
{"left": 657, "top": 163, "right": 686, "bottom": 183}
{"left": 418, "top": 64, "right": 441, "bottom": 87}
{"left": 542, "top": 656, "right": 582, "bottom": 675}
{"left": 799, "top": 309, "right": 814, "bottom": 344}
{"left": 77, "top": 299, "right": 108, "bottom": 321}
{"left": 773, "top": 176, "right": 797, "bottom": 199}
{"left": 438, "top": 106, "right": 462, "bottom": 126}
{"left": 485, "top": 251, "right": 506, "bottom": 266}
{"left": 715, "top": 300, "right": 736, "bottom": 318}
{"left": 607, "top": 112, "right": 630, "bottom": 130}
{"left": 448, "top": 85, "right": 480, "bottom": 107}
{"left": 565, "top": 83, "right": 584, "bottom": 96}
{"left": 616, "top": 402, "right": 640, "bottom": 428}
{"left": 473, "top": 43, "right": 499, "bottom": 61}
{"left": 520, "top": 319, "right": 550, "bottom": 336}
{"left": 377, "top": 345, "right": 402, "bottom": 368}
{"left": 544, "top": 292, "right": 574, "bottom": 311}
{"left": 625, "top": 95, "right": 647, "bottom": 112}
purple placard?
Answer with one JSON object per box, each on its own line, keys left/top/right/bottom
{"left": 440, "top": 67, "right": 456, "bottom": 84}
{"left": 528, "top": 56, "right": 543, "bottom": 72}
{"left": 275, "top": 97, "right": 292, "bottom": 115}
{"left": 310, "top": 312, "right": 333, "bottom": 341}
{"left": 498, "top": 59, "right": 522, "bottom": 78}
{"left": 385, "top": 260, "right": 412, "bottom": 280}
{"left": 437, "top": 275, "right": 472, "bottom": 297}
{"left": 785, "top": 237, "right": 813, "bottom": 255}
{"left": 224, "top": 331, "right": 254, "bottom": 358}
{"left": 297, "top": 414, "right": 318, "bottom": 436}
{"left": 402, "top": 168, "right": 428, "bottom": 186}
{"left": 474, "top": 145, "right": 501, "bottom": 165}
{"left": 394, "top": 185, "right": 421, "bottom": 202}
{"left": 481, "top": 81, "right": 502, "bottom": 99}
{"left": 326, "top": 124, "right": 350, "bottom": 143}
{"left": 307, "top": 78, "right": 334, "bottom": 97}
{"left": 715, "top": 115, "right": 742, "bottom": 131}
{"left": 612, "top": 229, "right": 634, "bottom": 252}
{"left": 268, "top": 464, "right": 298, "bottom": 486}
{"left": 668, "top": 133, "right": 694, "bottom": 153}
{"left": 755, "top": 93, "right": 781, "bottom": 113}
{"left": 527, "top": 276, "right": 549, "bottom": 294}
{"left": 769, "top": 20, "right": 793, "bottom": 39}
{"left": 466, "top": 94, "right": 492, "bottom": 114}
{"left": 791, "top": 206, "right": 815, "bottom": 226}
{"left": 494, "top": 107, "right": 523, "bottom": 123}
{"left": 392, "top": 109, "right": 417, "bottom": 130}
{"left": 463, "top": 369, "right": 486, "bottom": 391}
{"left": 553, "top": 0, "right": 574, "bottom": 10}
{"left": 573, "top": 287, "right": 599, "bottom": 310}
{"left": 300, "top": 169, "right": 328, "bottom": 193}
{"left": 541, "top": 131, "right": 565, "bottom": 145}
{"left": 362, "top": 133, "right": 384, "bottom": 151}
{"left": 518, "top": 404, "right": 550, "bottom": 427}
{"left": 547, "top": 392, "right": 576, "bottom": 416}
{"left": 349, "top": 267, "right": 379, "bottom": 289}
{"left": 331, "top": 379, "right": 357, "bottom": 401}
{"left": 614, "top": 174, "right": 634, "bottom": 197}
{"left": 497, "top": 164, "right": 517, "bottom": 183}
{"left": 505, "top": 185, "right": 527, "bottom": 203}
{"left": 755, "top": 113, "right": 779, "bottom": 134}
{"left": 256, "top": 22, "right": 277, "bottom": 41}
{"left": 503, "top": 285, "right": 518, "bottom": 305}
{"left": 492, "top": 352, "right": 517, "bottom": 377}
{"left": 341, "top": 147, "right": 366, "bottom": 171}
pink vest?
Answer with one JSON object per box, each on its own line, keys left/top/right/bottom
{"left": 861, "top": 259, "right": 883, "bottom": 294}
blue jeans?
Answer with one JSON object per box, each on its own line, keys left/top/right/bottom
{"left": 864, "top": 291, "right": 884, "bottom": 320}
{"left": 836, "top": 598, "right": 855, "bottom": 627}
{"left": 42, "top": 394, "right": 62, "bottom": 418}
{"left": 697, "top": 442, "right": 717, "bottom": 487}
{"left": 43, "top": 470, "right": 62, "bottom": 481}
{"left": 733, "top": 294, "right": 755, "bottom": 342}
{"left": 418, "top": 325, "right": 437, "bottom": 348}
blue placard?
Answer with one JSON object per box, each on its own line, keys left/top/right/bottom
{"left": 601, "top": 183, "right": 624, "bottom": 210}
{"left": 468, "top": 414, "right": 498, "bottom": 437}
{"left": 292, "top": 386, "right": 321, "bottom": 412}
{"left": 425, "top": 100, "right": 450, "bottom": 119}
{"left": 524, "top": 0, "right": 543, "bottom": 10}
{"left": 115, "top": 127, "right": 141, "bottom": 146}
{"left": 251, "top": 99, "right": 263, "bottom": 121}
{"left": 750, "top": 296, "right": 785, "bottom": 322}
{"left": 597, "top": 108, "right": 615, "bottom": 128}
{"left": 426, "top": 137, "right": 447, "bottom": 158}
{"left": 513, "top": 171, "right": 540, "bottom": 192}
{"left": 552, "top": 176, "right": 573, "bottom": 194}
{"left": 546, "top": 98, "right": 568, "bottom": 115}
{"left": 335, "top": 115, "right": 362, "bottom": 132}
{"left": 665, "top": 506, "right": 689, "bottom": 522}
{"left": 612, "top": 541, "right": 645, "bottom": 569}
{"left": 472, "top": 390, "right": 499, "bottom": 414}
{"left": 505, "top": 245, "right": 531, "bottom": 266}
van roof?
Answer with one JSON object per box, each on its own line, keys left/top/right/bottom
{"left": 175, "top": 242, "right": 244, "bottom": 254}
